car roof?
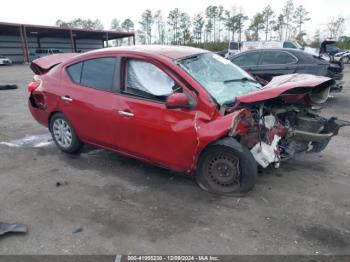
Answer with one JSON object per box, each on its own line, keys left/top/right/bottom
{"left": 231, "top": 48, "right": 313, "bottom": 59}
{"left": 231, "top": 47, "right": 328, "bottom": 64}
{"left": 87, "top": 45, "right": 209, "bottom": 60}
{"left": 235, "top": 48, "right": 302, "bottom": 54}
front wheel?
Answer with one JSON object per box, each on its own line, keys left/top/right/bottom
{"left": 50, "top": 113, "right": 83, "bottom": 154}
{"left": 196, "top": 138, "right": 257, "bottom": 196}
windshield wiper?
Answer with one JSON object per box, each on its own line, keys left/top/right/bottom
{"left": 223, "top": 77, "right": 259, "bottom": 84}
{"left": 177, "top": 55, "right": 199, "bottom": 64}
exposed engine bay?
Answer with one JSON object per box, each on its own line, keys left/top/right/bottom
{"left": 227, "top": 88, "right": 350, "bottom": 169}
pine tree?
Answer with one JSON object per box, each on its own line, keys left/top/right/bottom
{"left": 193, "top": 14, "right": 205, "bottom": 43}
{"left": 139, "top": 10, "right": 154, "bottom": 44}
{"left": 249, "top": 13, "right": 264, "bottom": 41}
{"left": 167, "top": 8, "right": 181, "bottom": 44}
{"left": 282, "top": 0, "right": 294, "bottom": 40}
{"left": 261, "top": 6, "right": 274, "bottom": 40}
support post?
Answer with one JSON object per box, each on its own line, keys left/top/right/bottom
{"left": 37, "top": 36, "right": 41, "bottom": 49}
{"left": 19, "top": 26, "right": 30, "bottom": 63}
{"left": 70, "top": 30, "right": 76, "bottom": 52}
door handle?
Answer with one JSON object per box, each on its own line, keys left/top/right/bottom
{"left": 61, "top": 96, "right": 73, "bottom": 102}
{"left": 118, "top": 110, "right": 134, "bottom": 117}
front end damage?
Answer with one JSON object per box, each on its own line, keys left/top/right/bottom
{"left": 228, "top": 105, "right": 350, "bottom": 168}
{"left": 225, "top": 89, "right": 350, "bottom": 169}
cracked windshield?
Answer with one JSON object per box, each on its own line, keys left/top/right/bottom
{"left": 178, "top": 53, "right": 261, "bottom": 105}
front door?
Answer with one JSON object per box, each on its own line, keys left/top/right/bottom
{"left": 113, "top": 58, "right": 198, "bottom": 171}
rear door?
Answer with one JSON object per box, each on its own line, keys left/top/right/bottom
{"left": 231, "top": 51, "right": 261, "bottom": 73}
{"left": 59, "top": 57, "right": 119, "bottom": 148}
{"left": 254, "top": 50, "right": 298, "bottom": 81}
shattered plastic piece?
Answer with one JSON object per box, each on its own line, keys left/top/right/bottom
{"left": 0, "top": 223, "right": 27, "bottom": 236}
{"left": 262, "top": 115, "right": 276, "bottom": 130}
{"left": 250, "top": 135, "right": 281, "bottom": 168}
{"left": 0, "top": 133, "right": 53, "bottom": 148}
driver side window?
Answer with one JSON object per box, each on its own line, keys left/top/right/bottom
{"left": 124, "top": 59, "right": 180, "bottom": 102}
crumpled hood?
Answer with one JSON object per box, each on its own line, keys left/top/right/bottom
{"left": 236, "top": 74, "right": 334, "bottom": 104}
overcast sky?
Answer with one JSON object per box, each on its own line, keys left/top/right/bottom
{"left": 2, "top": 0, "right": 350, "bottom": 37}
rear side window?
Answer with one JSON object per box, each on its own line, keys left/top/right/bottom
{"left": 67, "top": 62, "right": 83, "bottom": 83}
{"left": 283, "top": 42, "right": 296, "bottom": 48}
{"left": 66, "top": 57, "right": 116, "bottom": 92}
{"left": 81, "top": 58, "right": 116, "bottom": 91}
{"left": 231, "top": 52, "right": 260, "bottom": 66}
{"left": 260, "top": 51, "right": 297, "bottom": 65}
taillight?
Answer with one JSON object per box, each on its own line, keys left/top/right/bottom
{"left": 27, "top": 80, "right": 40, "bottom": 93}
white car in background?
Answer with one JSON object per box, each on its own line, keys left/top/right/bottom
{"left": 0, "top": 56, "right": 12, "bottom": 65}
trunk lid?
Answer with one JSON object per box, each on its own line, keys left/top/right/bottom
{"left": 30, "top": 53, "right": 79, "bottom": 75}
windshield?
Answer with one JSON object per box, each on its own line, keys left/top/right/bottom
{"left": 177, "top": 53, "right": 261, "bottom": 106}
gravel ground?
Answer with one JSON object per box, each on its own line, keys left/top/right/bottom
{"left": 0, "top": 64, "right": 349, "bottom": 254}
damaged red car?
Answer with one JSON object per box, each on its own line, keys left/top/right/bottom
{"left": 28, "top": 46, "right": 349, "bottom": 195}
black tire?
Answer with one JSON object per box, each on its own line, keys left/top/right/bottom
{"left": 196, "top": 137, "right": 257, "bottom": 196}
{"left": 0, "top": 84, "right": 18, "bottom": 90}
{"left": 49, "top": 113, "right": 83, "bottom": 154}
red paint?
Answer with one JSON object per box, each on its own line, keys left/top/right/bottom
{"left": 266, "top": 128, "right": 289, "bottom": 144}
{"left": 166, "top": 93, "right": 190, "bottom": 108}
{"left": 28, "top": 46, "right": 332, "bottom": 173}
{"left": 237, "top": 74, "right": 333, "bottom": 104}
{"left": 27, "top": 80, "right": 40, "bottom": 92}
{"left": 30, "top": 53, "right": 79, "bottom": 74}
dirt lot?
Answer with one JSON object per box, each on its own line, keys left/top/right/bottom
{"left": 0, "top": 65, "right": 349, "bottom": 254}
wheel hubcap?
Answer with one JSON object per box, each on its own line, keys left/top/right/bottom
{"left": 206, "top": 153, "right": 240, "bottom": 188}
{"left": 52, "top": 119, "right": 72, "bottom": 148}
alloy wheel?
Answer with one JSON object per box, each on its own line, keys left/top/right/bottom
{"left": 52, "top": 118, "right": 73, "bottom": 148}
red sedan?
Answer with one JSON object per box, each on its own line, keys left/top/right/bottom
{"left": 28, "top": 45, "right": 349, "bottom": 195}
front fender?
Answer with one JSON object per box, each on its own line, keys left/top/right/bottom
{"left": 191, "top": 109, "right": 252, "bottom": 170}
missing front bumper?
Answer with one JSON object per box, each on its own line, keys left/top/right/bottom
{"left": 311, "top": 117, "right": 350, "bottom": 152}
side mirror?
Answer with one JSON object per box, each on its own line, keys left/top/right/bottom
{"left": 166, "top": 93, "right": 191, "bottom": 109}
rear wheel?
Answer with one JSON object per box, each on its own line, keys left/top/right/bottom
{"left": 196, "top": 138, "right": 257, "bottom": 196}
{"left": 50, "top": 113, "right": 83, "bottom": 154}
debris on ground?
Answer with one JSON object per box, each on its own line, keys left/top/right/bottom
{"left": 260, "top": 196, "right": 270, "bottom": 204}
{"left": 0, "top": 84, "right": 18, "bottom": 90}
{"left": 0, "top": 222, "right": 27, "bottom": 236}
{"left": 236, "top": 198, "right": 241, "bottom": 206}
{"left": 73, "top": 227, "right": 83, "bottom": 234}
{"left": 56, "top": 181, "right": 68, "bottom": 187}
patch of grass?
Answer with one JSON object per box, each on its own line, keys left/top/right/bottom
{"left": 185, "top": 42, "right": 228, "bottom": 52}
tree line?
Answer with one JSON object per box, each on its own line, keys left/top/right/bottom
{"left": 55, "top": 0, "right": 347, "bottom": 50}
